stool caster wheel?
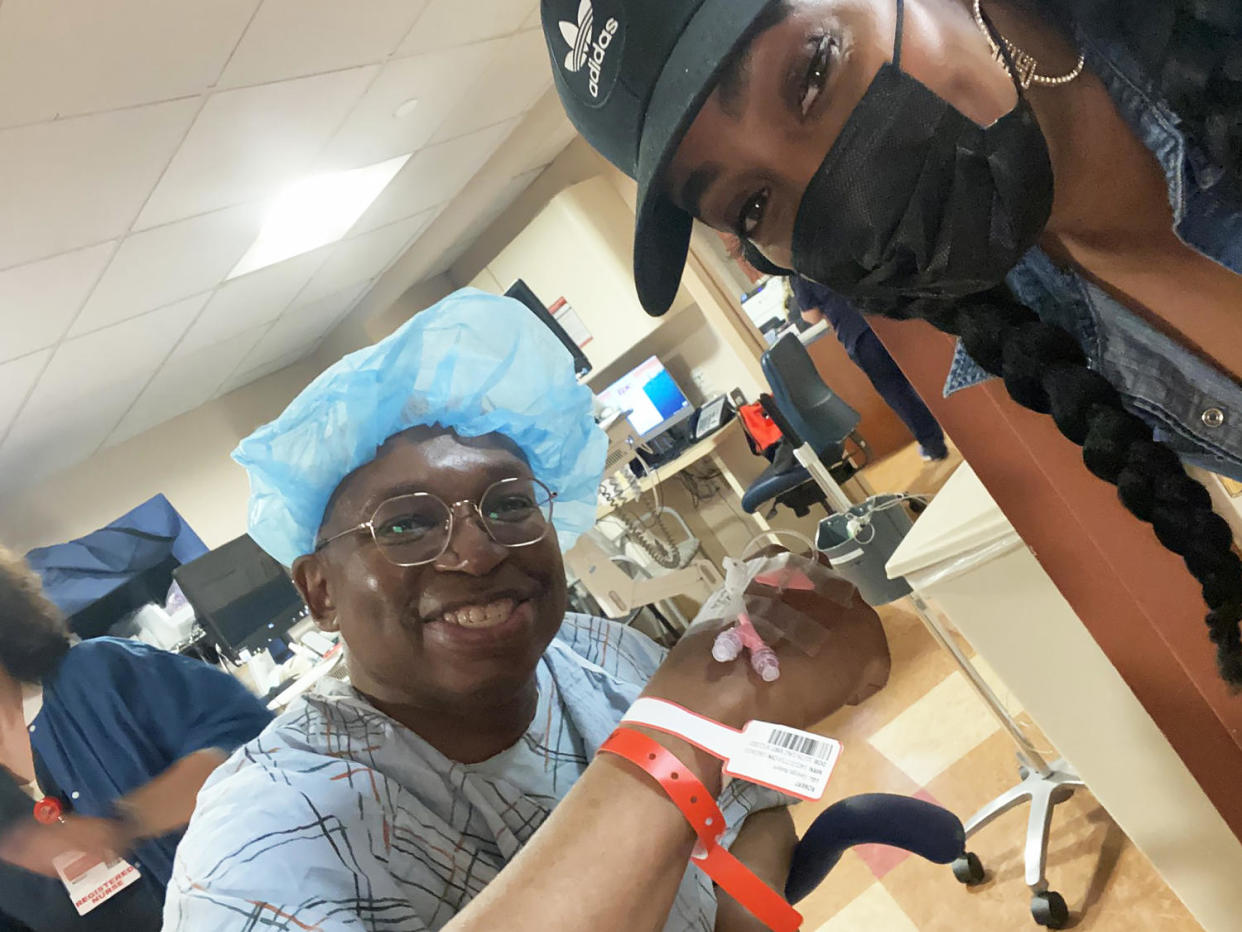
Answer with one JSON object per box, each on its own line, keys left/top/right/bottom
{"left": 951, "top": 852, "right": 985, "bottom": 886}
{"left": 1030, "top": 891, "right": 1069, "bottom": 928}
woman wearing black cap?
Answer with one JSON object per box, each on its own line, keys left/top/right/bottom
{"left": 540, "top": 0, "right": 1242, "bottom": 688}
{"left": 433, "top": 4, "right": 1242, "bottom": 928}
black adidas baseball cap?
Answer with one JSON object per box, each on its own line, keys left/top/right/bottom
{"left": 542, "top": 0, "right": 774, "bottom": 316}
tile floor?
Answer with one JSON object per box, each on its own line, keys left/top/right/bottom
{"left": 790, "top": 449, "right": 1205, "bottom": 930}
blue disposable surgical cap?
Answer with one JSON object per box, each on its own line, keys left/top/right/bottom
{"left": 234, "top": 288, "right": 607, "bottom": 566}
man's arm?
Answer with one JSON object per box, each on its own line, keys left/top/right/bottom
{"left": 449, "top": 729, "right": 723, "bottom": 932}
{"left": 715, "top": 808, "right": 799, "bottom": 932}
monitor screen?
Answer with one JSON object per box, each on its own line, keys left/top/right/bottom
{"left": 173, "top": 535, "right": 307, "bottom": 662}
{"left": 598, "top": 356, "right": 692, "bottom": 440}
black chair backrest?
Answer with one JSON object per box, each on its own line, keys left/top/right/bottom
{"left": 761, "top": 333, "right": 861, "bottom": 461}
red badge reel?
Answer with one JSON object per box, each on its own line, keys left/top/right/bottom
{"left": 33, "top": 796, "right": 63, "bottom": 824}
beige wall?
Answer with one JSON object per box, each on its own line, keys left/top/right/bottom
{"left": 449, "top": 138, "right": 611, "bottom": 289}
{"left": 0, "top": 358, "right": 321, "bottom": 554}
{"left": 317, "top": 273, "right": 455, "bottom": 366}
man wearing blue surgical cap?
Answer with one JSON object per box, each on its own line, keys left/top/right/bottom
{"left": 163, "top": 289, "right": 889, "bottom": 931}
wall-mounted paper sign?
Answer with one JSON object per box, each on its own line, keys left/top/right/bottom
{"left": 549, "top": 297, "right": 593, "bottom": 350}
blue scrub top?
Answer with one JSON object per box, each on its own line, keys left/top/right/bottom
{"left": 28, "top": 637, "right": 272, "bottom": 888}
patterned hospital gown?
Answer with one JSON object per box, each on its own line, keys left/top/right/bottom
{"left": 163, "top": 614, "right": 789, "bottom": 930}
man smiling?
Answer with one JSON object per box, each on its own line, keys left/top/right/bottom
{"left": 163, "top": 290, "right": 889, "bottom": 931}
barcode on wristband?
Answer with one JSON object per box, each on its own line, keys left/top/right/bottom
{"left": 728, "top": 720, "right": 841, "bottom": 800}
{"left": 765, "top": 727, "right": 834, "bottom": 761}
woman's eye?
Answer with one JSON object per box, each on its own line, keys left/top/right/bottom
{"left": 736, "top": 189, "right": 769, "bottom": 237}
{"left": 800, "top": 36, "right": 833, "bottom": 116}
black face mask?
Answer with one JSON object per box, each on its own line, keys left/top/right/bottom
{"left": 788, "top": 0, "right": 1054, "bottom": 300}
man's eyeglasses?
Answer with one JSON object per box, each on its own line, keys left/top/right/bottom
{"left": 315, "top": 477, "right": 556, "bottom": 567}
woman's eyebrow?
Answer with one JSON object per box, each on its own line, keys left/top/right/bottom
{"left": 678, "top": 162, "right": 722, "bottom": 219}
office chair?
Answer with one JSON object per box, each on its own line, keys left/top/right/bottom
{"left": 742, "top": 333, "right": 872, "bottom": 518}
{"left": 787, "top": 792, "right": 966, "bottom": 903}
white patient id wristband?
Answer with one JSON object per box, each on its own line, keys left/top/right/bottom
{"left": 621, "top": 697, "right": 842, "bottom": 801}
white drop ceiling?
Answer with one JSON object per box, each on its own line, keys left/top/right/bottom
{"left": 0, "top": 0, "right": 573, "bottom": 493}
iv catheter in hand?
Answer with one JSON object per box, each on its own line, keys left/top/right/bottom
{"left": 703, "top": 530, "right": 839, "bottom": 682}
{"left": 712, "top": 611, "right": 781, "bottom": 681}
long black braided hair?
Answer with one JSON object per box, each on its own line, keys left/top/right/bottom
{"left": 866, "top": 0, "right": 1242, "bottom": 686}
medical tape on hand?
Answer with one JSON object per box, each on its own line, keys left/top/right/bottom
{"left": 690, "top": 552, "right": 858, "bottom": 657}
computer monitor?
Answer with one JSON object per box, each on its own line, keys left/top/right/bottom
{"left": 598, "top": 356, "right": 694, "bottom": 442}
{"left": 172, "top": 535, "right": 308, "bottom": 663}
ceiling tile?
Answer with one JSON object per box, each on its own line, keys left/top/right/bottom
{"left": 0, "top": 296, "right": 202, "bottom": 484}
{"left": 0, "top": 0, "right": 257, "bottom": 129}
{"left": 221, "top": 348, "right": 285, "bottom": 398}
{"left": 494, "top": 97, "right": 576, "bottom": 178}
{"left": 433, "top": 168, "right": 543, "bottom": 276}
{"left": 136, "top": 67, "right": 378, "bottom": 229}
{"left": 216, "top": 343, "right": 310, "bottom": 398}
{"left": 0, "top": 243, "right": 115, "bottom": 362}
{"left": 317, "top": 39, "right": 505, "bottom": 171}
{"left": 0, "top": 100, "right": 198, "bottom": 269}
{"left": 107, "top": 325, "right": 265, "bottom": 447}
{"left": 179, "top": 247, "right": 328, "bottom": 354}
{"left": 0, "top": 0, "right": 259, "bottom": 128}
{"left": 351, "top": 121, "right": 515, "bottom": 233}
{"left": 431, "top": 29, "right": 551, "bottom": 143}
{"left": 242, "top": 283, "right": 367, "bottom": 371}
{"left": 0, "top": 349, "right": 50, "bottom": 440}
{"left": 221, "top": 0, "right": 430, "bottom": 89}
{"left": 71, "top": 203, "right": 264, "bottom": 336}
{"left": 298, "top": 217, "right": 425, "bottom": 306}
{"left": 400, "top": 0, "right": 535, "bottom": 55}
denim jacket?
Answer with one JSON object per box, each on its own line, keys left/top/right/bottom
{"left": 944, "top": 32, "right": 1242, "bottom": 481}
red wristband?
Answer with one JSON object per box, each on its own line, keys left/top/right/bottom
{"left": 599, "top": 727, "right": 803, "bottom": 932}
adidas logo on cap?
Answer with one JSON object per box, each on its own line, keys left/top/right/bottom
{"left": 558, "top": 0, "right": 619, "bottom": 98}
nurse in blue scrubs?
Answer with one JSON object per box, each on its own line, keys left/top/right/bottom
{"left": 0, "top": 543, "right": 271, "bottom": 931}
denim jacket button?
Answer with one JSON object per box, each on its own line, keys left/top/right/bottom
{"left": 1202, "top": 407, "right": 1226, "bottom": 429}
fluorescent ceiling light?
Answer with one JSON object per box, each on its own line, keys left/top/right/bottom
{"left": 228, "top": 154, "right": 411, "bottom": 279}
